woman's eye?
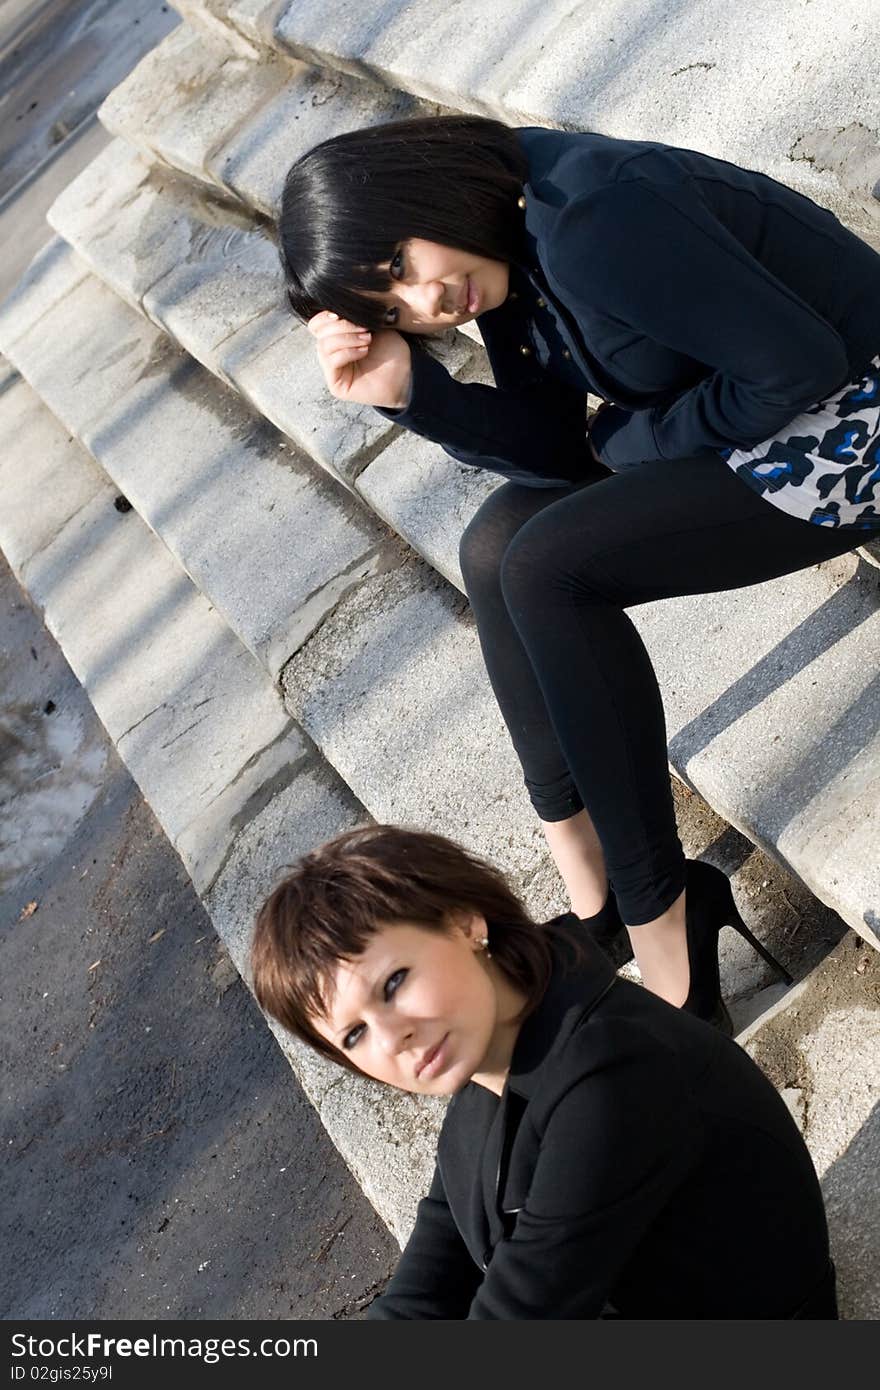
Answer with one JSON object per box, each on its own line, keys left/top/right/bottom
{"left": 384, "top": 968, "right": 407, "bottom": 999}
{"left": 342, "top": 1022, "right": 365, "bottom": 1050}
{"left": 390, "top": 248, "right": 404, "bottom": 280}
{"left": 382, "top": 305, "right": 399, "bottom": 327}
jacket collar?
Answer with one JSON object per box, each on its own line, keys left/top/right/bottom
{"left": 437, "top": 915, "right": 619, "bottom": 1265}
{"left": 497, "top": 128, "right": 624, "bottom": 401}
{"left": 504, "top": 913, "right": 618, "bottom": 1103}
{"left": 478, "top": 916, "right": 618, "bottom": 1241}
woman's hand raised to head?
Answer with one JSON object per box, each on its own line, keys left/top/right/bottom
{"left": 308, "top": 311, "right": 413, "bottom": 410}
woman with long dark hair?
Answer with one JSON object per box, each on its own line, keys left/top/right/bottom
{"left": 278, "top": 115, "right": 880, "bottom": 1028}
{"left": 251, "top": 824, "right": 837, "bottom": 1319}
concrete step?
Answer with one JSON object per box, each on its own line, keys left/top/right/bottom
{"left": 98, "top": 18, "right": 435, "bottom": 222}
{"left": 0, "top": 362, "right": 441, "bottom": 1246}
{"left": 739, "top": 933, "right": 880, "bottom": 1320}
{"left": 0, "top": 243, "right": 397, "bottom": 678}
{"left": 173, "top": 0, "right": 880, "bottom": 241}
{"left": 46, "top": 140, "right": 476, "bottom": 488}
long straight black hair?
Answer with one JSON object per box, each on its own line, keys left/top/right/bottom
{"left": 278, "top": 115, "right": 528, "bottom": 331}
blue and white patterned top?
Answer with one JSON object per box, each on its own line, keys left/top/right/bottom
{"left": 723, "top": 356, "right": 880, "bottom": 529}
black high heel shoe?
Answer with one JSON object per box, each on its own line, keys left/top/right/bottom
{"left": 682, "top": 859, "right": 793, "bottom": 1034}
{"left": 579, "top": 891, "right": 633, "bottom": 969}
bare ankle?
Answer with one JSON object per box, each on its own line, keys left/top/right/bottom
{"left": 627, "top": 891, "right": 689, "bottom": 1007}
{"left": 540, "top": 811, "right": 608, "bottom": 920}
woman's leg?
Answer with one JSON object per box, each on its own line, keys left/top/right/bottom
{"left": 459, "top": 478, "right": 611, "bottom": 916}
{"left": 498, "top": 455, "right": 863, "bottom": 1002}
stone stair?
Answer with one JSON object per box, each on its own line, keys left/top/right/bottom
{"left": 1, "top": 0, "right": 878, "bottom": 1304}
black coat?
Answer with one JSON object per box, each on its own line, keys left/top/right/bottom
{"left": 379, "top": 127, "right": 880, "bottom": 487}
{"left": 368, "top": 918, "right": 833, "bottom": 1320}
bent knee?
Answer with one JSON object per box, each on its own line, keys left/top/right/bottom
{"left": 499, "top": 506, "right": 608, "bottom": 607}
{"left": 459, "top": 487, "right": 529, "bottom": 590}
{"left": 498, "top": 510, "right": 563, "bottom": 598}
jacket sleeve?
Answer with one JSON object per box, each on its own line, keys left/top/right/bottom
{"left": 367, "top": 1164, "right": 482, "bottom": 1319}
{"left": 467, "top": 1025, "right": 703, "bottom": 1320}
{"left": 551, "top": 182, "right": 851, "bottom": 468}
{"left": 375, "top": 341, "right": 599, "bottom": 488}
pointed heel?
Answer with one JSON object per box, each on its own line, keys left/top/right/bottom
{"left": 725, "top": 902, "right": 794, "bottom": 986}
{"left": 682, "top": 860, "right": 793, "bottom": 1031}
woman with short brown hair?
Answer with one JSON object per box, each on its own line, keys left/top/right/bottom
{"left": 252, "top": 824, "right": 836, "bottom": 1319}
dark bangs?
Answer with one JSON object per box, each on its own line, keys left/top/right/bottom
{"left": 278, "top": 115, "right": 528, "bottom": 329}
{"left": 250, "top": 824, "right": 557, "bottom": 1076}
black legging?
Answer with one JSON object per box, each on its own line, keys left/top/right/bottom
{"left": 459, "top": 454, "right": 863, "bottom": 924}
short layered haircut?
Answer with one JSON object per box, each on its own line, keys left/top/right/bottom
{"left": 251, "top": 824, "right": 557, "bottom": 1074}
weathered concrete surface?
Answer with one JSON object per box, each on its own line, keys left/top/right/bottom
{"left": 79, "top": 345, "right": 393, "bottom": 678}
{"left": 18, "top": 480, "right": 294, "bottom": 848}
{"left": 1, "top": 261, "right": 171, "bottom": 436}
{"left": 102, "top": 12, "right": 432, "bottom": 218}
{"left": 173, "top": 0, "right": 279, "bottom": 52}
{"left": 281, "top": 550, "right": 546, "bottom": 887}
{"left": 1, "top": 249, "right": 395, "bottom": 677}
{"left": 637, "top": 553, "right": 880, "bottom": 949}
{"left": 0, "top": 115, "right": 110, "bottom": 302}
{"left": 170, "top": 0, "right": 261, "bottom": 58}
{"left": 46, "top": 147, "right": 409, "bottom": 484}
{"left": 98, "top": 24, "right": 290, "bottom": 187}
{"left": 0, "top": 544, "right": 107, "bottom": 895}
{"left": 0, "top": 236, "right": 89, "bottom": 349}
{"left": 740, "top": 935, "right": 880, "bottom": 1320}
{"left": 46, "top": 140, "right": 269, "bottom": 323}
{"left": 0, "top": 367, "right": 106, "bottom": 572}
{"left": 266, "top": 0, "right": 880, "bottom": 238}
{"left": 357, "top": 428, "right": 499, "bottom": 591}
{"left": 0, "top": 382, "right": 314, "bottom": 899}
{"left": 37, "top": 130, "right": 286, "bottom": 375}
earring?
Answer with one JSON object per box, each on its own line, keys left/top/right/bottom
{"left": 477, "top": 934, "right": 492, "bottom": 957}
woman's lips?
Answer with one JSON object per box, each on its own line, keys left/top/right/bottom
{"left": 417, "top": 1034, "right": 449, "bottom": 1080}
{"left": 466, "top": 276, "right": 480, "bottom": 314}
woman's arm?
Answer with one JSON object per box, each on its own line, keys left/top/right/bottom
{"left": 467, "top": 1024, "right": 703, "bottom": 1320}
{"left": 377, "top": 345, "right": 601, "bottom": 488}
{"left": 550, "top": 182, "right": 850, "bottom": 468}
{"left": 367, "top": 1165, "right": 482, "bottom": 1319}
{"left": 309, "top": 305, "right": 600, "bottom": 488}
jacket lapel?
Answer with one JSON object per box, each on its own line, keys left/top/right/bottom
{"left": 488, "top": 920, "right": 618, "bottom": 1224}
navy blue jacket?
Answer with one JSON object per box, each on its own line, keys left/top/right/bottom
{"left": 368, "top": 920, "right": 833, "bottom": 1320}
{"left": 379, "top": 128, "right": 880, "bottom": 487}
